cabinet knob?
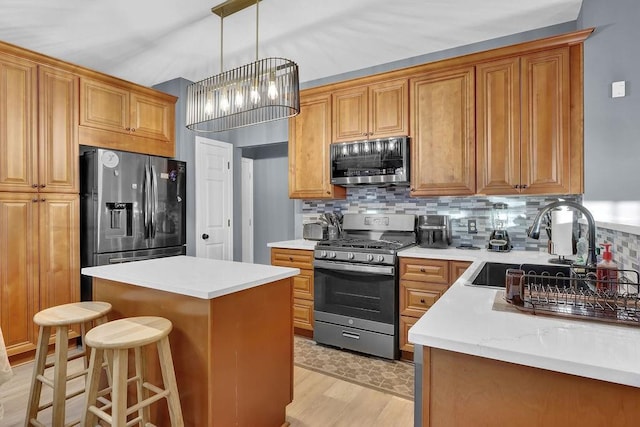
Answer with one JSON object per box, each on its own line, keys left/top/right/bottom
{"left": 420, "top": 298, "right": 426, "bottom": 304}
{"left": 131, "top": 128, "right": 136, "bottom": 132}
{"left": 32, "top": 184, "right": 38, "bottom": 188}
{"left": 289, "top": 256, "right": 294, "bottom": 261}
{"left": 521, "top": 184, "right": 528, "bottom": 189}
{"left": 40, "top": 198, "right": 46, "bottom": 202}
{"left": 39, "top": 184, "right": 46, "bottom": 188}
{"left": 420, "top": 268, "right": 426, "bottom": 273}
{"left": 125, "top": 127, "right": 131, "bottom": 131}
{"left": 326, "top": 191, "right": 330, "bottom": 195}
{"left": 32, "top": 198, "right": 38, "bottom": 202}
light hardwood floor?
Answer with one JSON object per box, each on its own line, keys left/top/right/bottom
{"left": 1, "top": 360, "right": 413, "bottom": 426}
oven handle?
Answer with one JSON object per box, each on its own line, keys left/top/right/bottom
{"left": 314, "top": 260, "right": 394, "bottom": 275}
{"left": 342, "top": 331, "right": 360, "bottom": 340}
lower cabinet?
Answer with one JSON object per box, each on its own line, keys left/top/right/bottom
{"left": 399, "top": 257, "right": 471, "bottom": 359}
{"left": 271, "top": 248, "right": 315, "bottom": 335}
{"left": 0, "top": 192, "right": 80, "bottom": 363}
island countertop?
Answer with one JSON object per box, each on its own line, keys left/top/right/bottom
{"left": 408, "top": 254, "right": 640, "bottom": 388}
{"left": 81, "top": 255, "right": 300, "bottom": 299}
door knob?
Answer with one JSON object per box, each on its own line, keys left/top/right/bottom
{"left": 202, "top": 233, "right": 209, "bottom": 240}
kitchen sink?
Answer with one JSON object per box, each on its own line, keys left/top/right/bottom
{"left": 470, "top": 262, "right": 572, "bottom": 288}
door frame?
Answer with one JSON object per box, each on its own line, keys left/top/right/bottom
{"left": 195, "top": 136, "right": 233, "bottom": 260}
{"left": 241, "top": 157, "right": 254, "bottom": 263}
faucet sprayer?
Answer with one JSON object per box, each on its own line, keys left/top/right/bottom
{"left": 527, "top": 201, "right": 597, "bottom": 268}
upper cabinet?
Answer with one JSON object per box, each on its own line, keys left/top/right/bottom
{"left": 410, "top": 67, "right": 476, "bottom": 197}
{"left": 79, "top": 77, "right": 176, "bottom": 157}
{"left": 0, "top": 55, "right": 78, "bottom": 193}
{"left": 289, "top": 93, "right": 346, "bottom": 199}
{"left": 332, "top": 79, "right": 408, "bottom": 142}
{"left": 476, "top": 48, "right": 573, "bottom": 195}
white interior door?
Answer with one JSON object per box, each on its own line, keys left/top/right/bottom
{"left": 195, "top": 136, "right": 233, "bottom": 260}
{"left": 241, "top": 158, "right": 254, "bottom": 263}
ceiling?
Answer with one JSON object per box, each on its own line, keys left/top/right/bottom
{"left": 0, "top": 0, "right": 583, "bottom": 88}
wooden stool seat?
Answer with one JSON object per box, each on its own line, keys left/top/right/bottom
{"left": 25, "top": 301, "right": 112, "bottom": 427}
{"left": 84, "top": 316, "right": 172, "bottom": 349}
{"left": 82, "top": 316, "right": 184, "bottom": 427}
{"left": 33, "top": 301, "right": 112, "bottom": 326}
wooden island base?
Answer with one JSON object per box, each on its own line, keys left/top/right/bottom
{"left": 422, "top": 347, "right": 640, "bottom": 426}
{"left": 93, "top": 277, "right": 293, "bottom": 427}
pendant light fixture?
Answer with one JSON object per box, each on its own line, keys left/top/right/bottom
{"left": 186, "top": 0, "right": 300, "bottom": 133}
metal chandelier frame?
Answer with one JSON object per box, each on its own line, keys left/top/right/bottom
{"left": 186, "top": 0, "right": 300, "bottom": 133}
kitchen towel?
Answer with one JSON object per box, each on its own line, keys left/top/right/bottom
{"left": 551, "top": 210, "right": 573, "bottom": 256}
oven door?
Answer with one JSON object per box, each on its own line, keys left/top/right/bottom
{"left": 313, "top": 260, "right": 397, "bottom": 326}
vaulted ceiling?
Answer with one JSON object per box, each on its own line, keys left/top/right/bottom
{"left": 0, "top": 0, "right": 582, "bottom": 88}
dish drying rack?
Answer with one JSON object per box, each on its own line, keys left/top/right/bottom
{"left": 514, "top": 266, "right": 640, "bottom": 326}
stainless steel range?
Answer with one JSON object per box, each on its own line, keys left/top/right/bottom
{"left": 313, "top": 213, "right": 416, "bottom": 359}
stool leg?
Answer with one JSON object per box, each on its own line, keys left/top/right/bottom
{"left": 134, "top": 347, "right": 150, "bottom": 425}
{"left": 82, "top": 347, "right": 104, "bottom": 427}
{"left": 112, "top": 348, "right": 129, "bottom": 427}
{"left": 157, "top": 337, "right": 184, "bottom": 427}
{"left": 51, "top": 325, "right": 69, "bottom": 426}
{"left": 25, "top": 325, "right": 51, "bottom": 427}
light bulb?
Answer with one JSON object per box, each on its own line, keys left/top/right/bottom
{"left": 250, "top": 88, "right": 261, "bottom": 104}
{"left": 235, "top": 91, "right": 244, "bottom": 108}
{"left": 204, "top": 92, "right": 213, "bottom": 115}
{"left": 268, "top": 80, "right": 278, "bottom": 100}
{"left": 220, "top": 93, "right": 230, "bottom": 112}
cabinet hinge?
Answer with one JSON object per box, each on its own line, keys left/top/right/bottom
{"left": 228, "top": 219, "right": 231, "bottom": 227}
{"left": 227, "top": 161, "right": 230, "bottom": 170}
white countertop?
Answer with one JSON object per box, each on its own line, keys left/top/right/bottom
{"left": 267, "top": 239, "right": 318, "bottom": 250}
{"left": 81, "top": 256, "right": 300, "bottom": 300}
{"left": 407, "top": 248, "right": 640, "bottom": 388}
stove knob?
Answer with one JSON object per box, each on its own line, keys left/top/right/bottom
{"left": 366, "top": 254, "right": 374, "bottom": 262}
{"left": 377, "top": 255, "right": 385, "bottom": 262}
{"left": 347, "top": 252, "right": 354, "bottom": 260}
{"left": 319, "top": 250, "right": 327, "bottom": 258}
{"left": 330, "top": 252, "right": 337, "bottom": 259}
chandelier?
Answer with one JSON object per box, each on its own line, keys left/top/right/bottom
{"left": 186, "top": 0, "right": 300, "bottom": 133}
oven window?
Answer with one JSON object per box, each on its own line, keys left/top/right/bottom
{"left": 314, "top": 266, "right": 396, "bottom": 324}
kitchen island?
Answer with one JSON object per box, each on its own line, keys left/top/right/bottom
{"left": 404, "top": 248, "right": 640, "bottom": 427}
{"left": 82, "top": 256, "right": 300, "bottom": 427}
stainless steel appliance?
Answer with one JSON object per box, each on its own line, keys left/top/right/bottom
{"left": 313, "top": 213, "right": 416, "bottom": 359}
{"left": 303, "top": 222, "right": 328, "bottom": 241}
{"left": 488, "top": 202, "right": 512, "bottom": 252}
{"left": 80, "top": 148, "right": 186, "bottom": 300}
{"left": 330, "top": 136, "right": 410, "bottom": 186}
{"left": 417, "top": 215, "right": 451, "bottom": 248}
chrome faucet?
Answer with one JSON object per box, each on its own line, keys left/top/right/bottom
{"left": 527, "top": 200, "right": 597, "bottom": 267}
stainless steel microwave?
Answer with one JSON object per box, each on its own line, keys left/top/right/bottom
{"left": 330, "top": 136, "right": 410, "bottom": 186}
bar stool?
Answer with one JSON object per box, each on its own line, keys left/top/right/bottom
{"left": 82, "top": 316, "right": 184, "bottom": 427}
{"left": 25, "top": 301, "right": 112, "bottom": 427}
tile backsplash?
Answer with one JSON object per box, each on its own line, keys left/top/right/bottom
{"left": 300, "top": 187, "right": 640, "bottom": 271}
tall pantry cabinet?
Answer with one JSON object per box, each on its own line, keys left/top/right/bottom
{"left": 0, "top": 51, "right": 79, "bottom": 363}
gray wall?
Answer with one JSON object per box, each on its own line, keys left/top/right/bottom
{"left": 579, "top": 0, "right": 640, "bottom": 202}
{"left": 243, "top": 144, "right": 295, "bottom": 264}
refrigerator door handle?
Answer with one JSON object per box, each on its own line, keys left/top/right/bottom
{"left": 151, "top": 164, "right": 158, "bottom": 238}
{"left": 144, "top": 164, "right": 151, "bottom": 238}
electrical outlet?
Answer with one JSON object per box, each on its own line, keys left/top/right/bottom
{"left": 467, "top": 219, "right": 478, "bottom": 234}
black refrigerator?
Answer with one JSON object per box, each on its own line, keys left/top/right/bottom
{"left": 80, "top": 148, "right": 186, "bottom": 300}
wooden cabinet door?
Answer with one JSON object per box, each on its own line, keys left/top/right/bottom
{"left": 0, "top": 54, "right": 38, "bottom": 192}
{"left": 520, "top": 47, "right": 571, "bottom": 195}
{"left": 369, "top": 79, "right": 408, "bottom": 138}
{"left": 130, "top": 91, "right": 173, "bottom": 142}
{"left": 476, "top": 57, "right": 521, "bottom": 195}
{"left": 289, "top": 93, "right": 345, "bottom": 199}
{"left": 38, "top": 65, "right": 79, "bottom": 194}
{"left": 0, "top": 193, "right": 39, "bottom": 357}
{"left": 80, "top": 77, "right": 129, "bottom": 134}
{"left": 332, "top": 85, "right": 368, "bottom": 142}
{"left": 38, "top": 194, "right": 80, "bottom": 311}
{"left": 410, "top": 67, "right": 475, "bottom": 196}
{"left": 449, "top": 261, "right": 472, "bottom": 283}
